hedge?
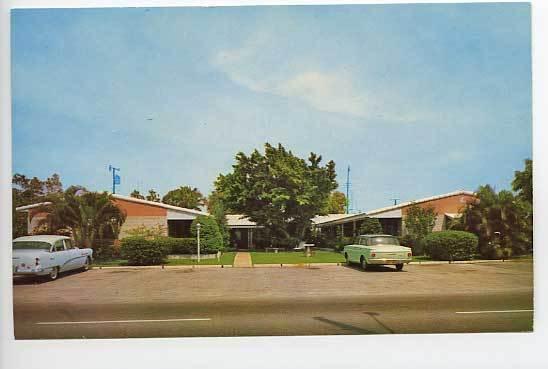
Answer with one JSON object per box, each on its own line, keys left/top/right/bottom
{"left": 120, "top": 236, "right": 169, "bottom": 265}
{"left": 155, "top": 237, "right": 196, "bottom": 254}
{"left": 424, "top": 231, "right": 478, "bottom": 261}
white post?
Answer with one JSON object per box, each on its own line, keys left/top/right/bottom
{"left": 197, "top": 222, "right": 201, "bottom": 263}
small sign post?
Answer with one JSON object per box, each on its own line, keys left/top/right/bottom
{"left": 196, "top": 222, "right": 201, "bottom": 263}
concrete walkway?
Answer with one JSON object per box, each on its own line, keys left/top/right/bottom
{"left": 233, "top": 252, "right": 253, "bottom": 268}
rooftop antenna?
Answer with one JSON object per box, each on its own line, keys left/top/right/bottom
{"left": 345, "top": 165, "right": 351, "bottom": 214}
{"left": 390, "top": 198, "right": 399, "bottom": 206}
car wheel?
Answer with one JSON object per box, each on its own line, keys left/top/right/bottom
{"left": 48, "top": 267, "right": 59, "bottom": 281}
{"left": 360, "top": 256, "right": 369, "bottom": 270}
{"left": 82, "top": 257, "right": 91, "bottom": 271}
{"left": 395, "top": 263, "right": 404, "bottom": 271}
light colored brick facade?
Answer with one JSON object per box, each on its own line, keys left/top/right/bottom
{"left": 118, "top": 215, "right": 169, "bottom": 238}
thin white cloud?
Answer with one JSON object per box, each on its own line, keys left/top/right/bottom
{"left": 212, "top": 33, "right": 371, "bottom": 118}
{"left": 212, "top": 34, "right": 427, "bottom": 122}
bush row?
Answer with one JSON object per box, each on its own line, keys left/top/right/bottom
{"left": 120, "top": 235, "right": 224, "bottom": 265}
{"left": 423, "top": 231, "right": 478, "bottom": 261}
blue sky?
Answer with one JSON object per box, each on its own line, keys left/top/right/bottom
{"left": 11, "top": 3, "right": 531, "bottom": 212}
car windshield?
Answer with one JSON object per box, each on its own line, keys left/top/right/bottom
{"left": 369, "top": 237, "right": 400, "bottom": 246}
{"left": 13, "top": 241, "right": 51, "bottom": 250}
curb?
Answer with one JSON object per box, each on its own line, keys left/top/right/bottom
{"left": 94, "top": 264, "right": 233, "bottom": 270}
{"left": 252, "top": 263, "right": 342, "bottom": 268}
{"left": 409, "top": 259, "right": 522, "bottom": 265}
{"left": 93, "top": 259, "right": 526, "bottom": 270}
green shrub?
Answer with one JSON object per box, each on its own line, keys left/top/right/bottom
{"left": 120, "top": 236, "right": 169, "bottom": 265}
{"left": 359, "top": 217, "right": 383, "bottom": 235}
{"left": 424, "top": 231, "right": 478, "bottom": 261}
{"left": 191, "top": 215, "right": 225, "bottom": 252}
{"left": 399, "top": 234, "right": 425, "bottom": 255}
{"left": 156, "top": 237, "right": 197, "bottom": 254}
{"left": 334, "top": 237, "right": 354, "bottom": 252}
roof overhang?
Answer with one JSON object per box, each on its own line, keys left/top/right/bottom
{"left": 15, "top": 202, "right": 52, "bottom": 212}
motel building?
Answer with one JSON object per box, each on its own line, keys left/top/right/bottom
{"left": 311, "top": 190, "right": 477, "bottom": 239}
{"left": 16, "top": 190, "right": 476, "bottom": 249}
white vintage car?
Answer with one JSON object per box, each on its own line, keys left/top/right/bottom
{"left": 13, "top": 235, "right": 93, "bottom": 280}
{"left": 343, "top": 234, "right": 412, "bottom": 271}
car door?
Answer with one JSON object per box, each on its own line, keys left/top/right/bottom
{"left": 64, "top": 239, "right": 84, "bottom": 270}
{"left": 52, "top": 239, "right": 70, "bottom": 271}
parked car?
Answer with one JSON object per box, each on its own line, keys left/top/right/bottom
{"left": 12, "top": 235, "right": 93, "bottom": 280}
{"left": 343, "top": 234, "right": 412, "bottom": 271}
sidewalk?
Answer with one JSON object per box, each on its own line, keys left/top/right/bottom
{"left": 233, "top": 252, "right": 253, "bottom": 268}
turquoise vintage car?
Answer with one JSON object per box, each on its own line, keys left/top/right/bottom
{"left": 343, "top": 234, "right": 412, "bottom": 271}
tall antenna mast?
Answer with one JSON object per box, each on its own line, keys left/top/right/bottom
{"left": 346, "top": 165, "right": 351, "bottom": 214}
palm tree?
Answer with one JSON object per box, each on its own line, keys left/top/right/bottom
{"left": 457, "top": 185, "right": 528, "bottom": 257}
{"left": 46, "top": 188, "right": 126, "bottom": 248}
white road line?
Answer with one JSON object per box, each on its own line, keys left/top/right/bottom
{"left": 36, "top": 318, "right": 211, "bottom": 325}
{"left": 455, "top": 310, "right": 533, "bottom": 314}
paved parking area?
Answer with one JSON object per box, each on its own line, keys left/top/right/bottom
{"left": 12, "top": 261, "right": 534, "bottom": 338}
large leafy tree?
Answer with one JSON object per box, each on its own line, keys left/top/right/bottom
{"left": 12, "top": 173, "right": 64, "bottom": 238}
{"left": 324, "top": 191, "right": 347, "bottom": 214}
{"left": 46, "top": 188, "right": 126, "bottom": 248}
{"left": 215, "top": 143, "right": 337, "bottom": 245}
{"left": 512, "top": 159, "right": 532, "bottom": 204}
{"left": 162, "top": 186, "right": 205, "bottom": 210}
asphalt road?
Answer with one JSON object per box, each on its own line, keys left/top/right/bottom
{"left": 12, "top": 261, "right": 534, "bottom": 339}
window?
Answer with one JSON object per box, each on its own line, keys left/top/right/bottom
{"left": 64, "top": 239, "right": 74, "bottom": 249}
{"left": 12, "top": 241, "right": 51, "bottom": 250}
{"left": 368, "top": 236, "right": 400, "bottom": 246}
{"left": 53, "top": 240, "right": 65, "bottom": 252}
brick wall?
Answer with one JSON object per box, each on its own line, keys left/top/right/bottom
{"left": 119, "top": 216, "right": 168, "bottom": 238}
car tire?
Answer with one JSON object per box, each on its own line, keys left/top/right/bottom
{"left": 82, "top": 257, "right": 91, "bottom": 271}
{"left": 360, "top": 256, "right": 369, "bottom": 270}
{"left": 395, "top": 263, "right": 404, "bottom": 271}
{"left": 48, "top": 267, "right": 59, "bottom": 281}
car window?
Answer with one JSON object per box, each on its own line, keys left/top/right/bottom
{"left": 369, "top": 237, "right": 400, "bottom": 246}
{"left": 64, "top": 239, "right": 74, "bottom": 249}
{"left": 12, "top": 241, "right": 51, "bottom": 250}
{"left": 53, "top": 240, "right": 65, "bottom": 252}
{"left": 359, "top": 237, "right": 366, "bottom": 245}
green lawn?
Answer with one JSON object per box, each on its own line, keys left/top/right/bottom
{"left": 93, "top": 252, "right": 236, "bottom": 267}
{"left": 250, "top": 250, "right": 345, "bottom": 264}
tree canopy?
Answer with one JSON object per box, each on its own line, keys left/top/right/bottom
{"left": 162, "top": 186, "right": 205, "bottom": 210}
{"left": 324, "top": 191, "right": 347, "bottom": 214}
{"left": 130, "top": 190, "right": 145, "bottom": 199}
{"left": 12, "top": 173, "right": 64, "bottom": 238}
{"left": 46, "top": 189, "right": 126, "bottom": 248}
{"left": 215, "top": 143, "right": 338, "bottom": 245}
{"left": 512, "top": 158, "right": 532, "bottom": 204}
{"left": 146, "top": 189, "right": 161, "bottom": 202}
{"left": 455, "top": 185, "right": 531, "bottom": 257}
